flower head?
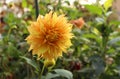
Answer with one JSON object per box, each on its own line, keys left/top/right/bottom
{"left": 26, "top": 11, "right": 73, "bottom": 61}
{"left": 70, "top": 18, "right": 85, "bottom": 29}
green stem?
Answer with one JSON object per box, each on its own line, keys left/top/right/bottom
{"left": 39, "top": 65, "right": 45, "bottom": 79}
{"left": 101, "top": 36, "right": 108, "bottom": 58}
{"left": 34, "top": 0, "right": 39, "bottom": 19}
{"left": 6, "top": 27, "right": 12, "bottom": 42}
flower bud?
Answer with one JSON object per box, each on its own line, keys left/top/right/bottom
{"left": 44, "top": 59, "right": 55, "bottom": 68}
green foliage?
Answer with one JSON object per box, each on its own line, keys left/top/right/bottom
{"left": 104, "top": 0, "right": 113, "bottom": 11}
{"left": 20, "top": 56, "right": 39, "bottom": 71}
{"left": 85, "top": 5, "right": 102, "bottom": 15}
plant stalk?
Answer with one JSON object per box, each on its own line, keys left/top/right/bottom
{"left": 34, "top": 0, "right": 39, "bottom": 19}
{"left": 39, "top": 65, "right": 45, "bottom": 79}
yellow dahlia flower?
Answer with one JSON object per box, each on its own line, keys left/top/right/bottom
{"left": 26, "top": 11, "right": 73, "bottom": 60}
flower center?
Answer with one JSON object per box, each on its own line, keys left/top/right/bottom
{"left": 45, "top": 28, "right": 59, "bottom": 43}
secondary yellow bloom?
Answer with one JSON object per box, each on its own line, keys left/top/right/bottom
{"left": 26, "top": 11, "right": 73, "bottom": 60}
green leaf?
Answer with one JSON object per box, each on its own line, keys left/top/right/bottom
{"left": 77, "top": 68, "right": 94, "bottom": 73}
{"left": 53, "top": 69, "right": 73, "bottom": 79}
{"left": 85, "top": 5, "right": 102, "bottom": 15}
{"left": 46, "top": 73, "right": 60, "bottom": 79}
{"left": 108, "top": 37, "right": 120, "bottom": 46}
{"left": 82, "top": 33, "right": 101, "bottom": 45}
{"left": 22, "top": 0, "right": 27, "bottom": 7}
{"left": 89, "top": 55, "right": 105, "bottom": 76}
{"left": 46, "top": 69, "right": 73, "bottom": 79}
{"left": 82, "top": 34, "right": 98, "bottom": 39}
{"left": 110, "top": 20, "right": 120, "bottom": 26}
{"left": 104, "top": 0, "right": 113, "bottom": 11}
{"left": 107, "top": 48, "right": 115, "bottom": 54}
{"left": 117, "top": 66, "right": 120, "bottom": 76}
{"left": 20, "top": 56, "right": 39, "bottom": 71}
{"left": 95, "top": 17, "right": 104, "bottom": 23}
{"left": 7, "top": 42, "right": 21, "bottom": 57}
